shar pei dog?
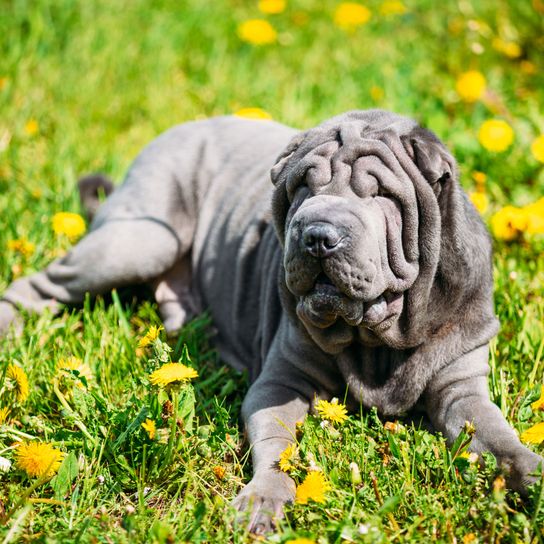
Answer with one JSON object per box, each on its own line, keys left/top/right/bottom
{"left": 1, "top": 110, "right": 542, "bottom": 532}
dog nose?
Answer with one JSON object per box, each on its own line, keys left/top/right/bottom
{"left": 302, "top": 222, "right": 342, "bottom": 258}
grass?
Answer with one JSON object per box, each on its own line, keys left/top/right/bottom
{"left": 1, "top": 0, "right": 544, "bottom": 541}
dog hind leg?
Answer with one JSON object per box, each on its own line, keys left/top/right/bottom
{"left": 0, "top": 218, "right": 181, "bottom": 335}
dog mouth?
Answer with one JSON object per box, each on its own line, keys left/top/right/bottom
{"left": 297, "top": 272, "right": 403, "bottom": 330}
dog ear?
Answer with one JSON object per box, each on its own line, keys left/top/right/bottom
{"left": 270, "top": 131, "right": 308, "bottom": 243}
{"left": 270, "top": 131, "right": 308, "bottom": 186}
{"left": 402, "top": 127, "right": 456, "bottom": 188}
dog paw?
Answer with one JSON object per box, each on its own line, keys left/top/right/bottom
{"left": 232, "top": 470, "right": 295, "bottom": 534}
{"left": 505, "top": 449, "right": 544, "bottom": 497}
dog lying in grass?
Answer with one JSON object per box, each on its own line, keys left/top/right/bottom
{"left": 1, "top": 110, "right": 542, "bottom": 533}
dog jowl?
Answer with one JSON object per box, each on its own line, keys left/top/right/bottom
{"left": 0, "top": 110, "right": 542, "bottom": 534}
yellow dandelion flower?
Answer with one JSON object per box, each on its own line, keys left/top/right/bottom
{"left": 258, "top": 0, "right": 286, "bottom": 14}
{"left": 370, "top": 85, "right": 384, "bottom": 102}
{"left": 24, "top": 119, "right": 39, "bottom": 136}
{"left": 334, "top": 3, "right": 371, "bottom": 31}
{"left": 490, "top": 206, "right": 527, "bottom": 241}
{"left": 492, "top": 38, "right": 522, "bottom": 59}
{"left": 52, "top": 212, "right": 86, "bottom": 241}
{"left": 6, "top": 364, "right": 29, "bottom": 402}
{"left": 237, "top": 19, "right": 277, "bottom": 45}
{"left": 315, "top": 397, "right": 348, "bottom": 424}
{"left": 287, "top": 539, "right": 317, "bottom": 544}
{"left": 213, "top": 465, "right": 226, "bottom": 479}
{"left": 57, "top": 357, "right": 93, "bottom": 388}
{"left": 478, "top": 119, "right": 514, "bottom": 152}
{"left": 379, "top": 0, "right": 407, "bottom": 15}
{"left": 520, "top": 422, "right": 544, "bottom": 445}
{"left": 384, "top": 421, "right": 399, "bottom": 433}
{"left": 469, "top": 191, "right": 489, "bottom": 214}
{"left": 455, "top": 71, "right": 486, "bottom": 103}
{"left": 462, "top": 533, "right": 478, "bottom": 543}
{"left": 279, "top": 443, "right": 297, "bottom": 472}
{"left": 520, "top": 60, "right": 537, "bottom": 75}
{"left": 149, "top": 362, "right": 198, "bottom": 387}
{"left": 7, "top": 238, "right": 35, "bottom": 257}
{"left": 141, "top": 418, "right": 156, "bottom": 440}
{"left": 138, "top": 325, "right": 163, "bottom": 348}
{"left": 531, "top": 135, "right": 544, "bottom": 163}
{"left": 295, "top": 471, "right": 331, "bottom": 504}
{"left": 458, "top": 451, "right": 479, "bottom": 463}
{"left": 471, "top": 171, "right": 487, "bottom": 187}
{"left": 234, "top": 107, "right": 273, "bottom": 120}
{"left": 0, "top": 406, "right": 10, "bottom": 425}
{"left": 15, "top": 441, "right": 65, "bottom": 478}
{"left": 524, "top": 199, "right": 544, "bottom": 235}
{"left": 532, "top": 388, "right": 544, "bottom": 411}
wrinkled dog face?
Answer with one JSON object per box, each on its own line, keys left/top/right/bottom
{"left": 272, "top": 111, "right": 455, "bottom": 352}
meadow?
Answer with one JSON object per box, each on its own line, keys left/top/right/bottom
{"left": 1, "top": 0, "right": 544, "bottom": 542}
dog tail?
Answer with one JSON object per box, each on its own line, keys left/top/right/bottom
{"left": 78, "top": 173, "right": 114, "bottom": 222}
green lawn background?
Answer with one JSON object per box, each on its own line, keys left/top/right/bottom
{"left": 1, "top": 1, "right": 544, "bottom": 542}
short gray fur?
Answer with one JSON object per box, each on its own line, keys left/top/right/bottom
{"left": 1, "top": 110, "right": 541, "bottom": 533}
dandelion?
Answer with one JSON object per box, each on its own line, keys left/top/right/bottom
{"left": 458, "top": 451, "right": 479, "bottom": 463}
{"left": 462, "top": 533, "right": 478, "bottom": 543}
{"left": 349, "top": 461, "right": 362, "bottom": 485}
{"left": 258, "top": 0, "right": 286, "bottom": 14}
{"left": 315, "top": 397, "right": 348, "bottom": 424}
{"left": 472, "top": 171, "right": 487, "bottom": 187}
{"left": 6, "top": 363, "right": 29, "bottom": 402}
{"left": 57, "top": 357, "right": 93, "bottom": 388}
{"left": 531, "top": 135, "right": 544, "bottom": 163}
{"left": 234, "top": 107, "right": 272, "bottom": 120}
{"left": 138, "top": 325, "right": 163, "bottom": 348}
{"left": 295, "top": 471, "right": 331, "bottom": 504}
{"left": 520, "top": 422, "right": 544, "bottom": 445}
{"left": 478, "top": 119, "right": 514, "bottom": 152}
{"left": 455, "top": 70, "right": 486, "bottom": 103}
{"left": 0, "top": 406, "right": 9, "bottom": 425}
{"left": 149, "top": 362, "right": 198, "bottom": 388}
{"left": 141, "top": 418, "right": 156, "bottom": 440}
{"left": 492, "top": 38, "right": 522, "bottom": 59}
{"left": 334, "top": 3, "right": 371, "bottom": 31}
{"left": 287, "top": 539, "right": 317, "bottom": 544}
{"left": 52, "top": 212, "right": 86, "bottom": 241}
{"left": 15, "top": 441, "right": 65, "bottom": 478}
{"left": 520, "top": 60, "right": 537, "bottom": 74}
{"left": 279, "top": 443, "right": 297, "bottom": 472}
{"left": 490, "top": 206, "right": 527, "bottom": 241}
{"left": 384, "top": 421, "right": 399, "bottom": 433}
{"left": 524, "top": 198, "right": 544, "bottom": 235}
{"left": 213, "top": 465, "right": 226, "bottom": 479}
{"left": 469, "top": 192, "right": 489, "bottom": 214}
{"left": 237, "top": 19, "right": 277, "bottom": 45}
{"left": 0, "top": 456, "right": 11, "bottom": 473}
{"left": 531, "top": 388, "right": 544, "bottom": 411}
{"left": 24, "top": 119, "right": 39, "bottom": 136}
{"left": 370, "top": 85, "right": 384, "bottom": 102}
{"left": 7, "top": 238, "right": 35, "bottom": 257}
{"left": 379, "top": 1, "right": 407, "bottom": 16}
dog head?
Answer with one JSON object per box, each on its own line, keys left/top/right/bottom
{"left": 271, "top": 110, "right": 494, "bottom": 354}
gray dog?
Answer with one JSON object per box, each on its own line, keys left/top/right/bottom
{"left": 1, "top": 110, "right": 542, "bottom": 532}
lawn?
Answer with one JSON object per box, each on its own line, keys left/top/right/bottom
{"left": 1, "top": 0, "right": 544, "bottom": 542}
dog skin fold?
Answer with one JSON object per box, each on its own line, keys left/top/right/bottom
{"left": 0, "top": 110, "right": 542, "bottom": 534}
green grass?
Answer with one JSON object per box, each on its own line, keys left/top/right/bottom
{"left": 1, "top": 0, "right": 544, "bottom": 541}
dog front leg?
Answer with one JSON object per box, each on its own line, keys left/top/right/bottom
{"left": 425, "top": 345, "right": 543, "bottom": 495}
{"left": 233, "top": 370, "right": 311, "bottom": 534}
